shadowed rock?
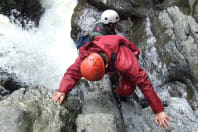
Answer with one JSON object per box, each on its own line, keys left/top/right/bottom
{"left": 0, "top": 0, "right": 44, "bottom": 28}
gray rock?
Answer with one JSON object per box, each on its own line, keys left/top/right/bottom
{"left": 146, "top": 6, "right": 198, "bottom": 106}
{"left": 71, "top": 0, "right": 101, "bottom": 41}
{"left": 156, "top": 6, "right": 198, "bottom": 81}
{"left": 166, "top": 97, "right": 198, "bottom": 132}
{"left": 75, "top": 75, "right": 126, "bottom": 132}
{"left": 76, "top": 113, "right": 117, "bottom": 132}
{"left": 121, "top": 97, "right": 198, "bottom": 132}
{"left": 87, "top": 0, "right": 148, "bottom": 17}
{"left": 0, "top": 87, "right": 80, "bottom": 132}
{"left": 0, "top": 85, "right": 9, "bottom": 100}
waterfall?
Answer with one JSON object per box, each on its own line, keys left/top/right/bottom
{"left": 0, "top": 0, "right": 78, "bottom": 89}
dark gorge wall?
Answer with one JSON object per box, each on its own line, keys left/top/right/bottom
{"left": 0, "top": 0, "right": 44, "bottom": 28}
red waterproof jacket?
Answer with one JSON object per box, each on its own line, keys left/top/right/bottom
{"left": 59, "top": 35, "right": 164, "bottom": 113}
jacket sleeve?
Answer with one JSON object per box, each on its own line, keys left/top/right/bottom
{"left": 114, "top": 45, "right": 163, "bottom": 114}
{"left": 58, "top": 56, "right": 82, "bottom": 95}
{"left": 135, "top": 68, "right": 164, "bottom": 114}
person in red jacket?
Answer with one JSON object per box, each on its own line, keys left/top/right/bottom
{"left": 52, "top": 34, "right": 171, "bottom": 130}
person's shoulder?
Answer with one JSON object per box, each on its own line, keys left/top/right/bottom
{"left": 94, "top": 35, "right": 126, "bottom": 42}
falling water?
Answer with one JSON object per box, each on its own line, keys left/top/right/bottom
{"left": 0, "top": 0, "right": 78, "bottom": 89}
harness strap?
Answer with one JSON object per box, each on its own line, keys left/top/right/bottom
{"left": 89, "top": 32, "right": 103, "bottom": 40}
{"left": 111, "top": 53, "right": 117, "bottom": 71}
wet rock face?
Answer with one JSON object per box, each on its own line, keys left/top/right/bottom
{"left": 149, "top": 6, "right": 198, "bottom": 95}
{"left": 154, "top": 7, "right": 198, "bottom": 77}
{"left": 0, "top": 0, "right": 44, "bottom": 28}
{"left": 87, "top": 0, "right": 137, "bottom": 15}
{"left": 71, "top": 0, "right": 153, "bottom": 41}
{"left": 71, "top": 0, "right": 101, "bottom": 41}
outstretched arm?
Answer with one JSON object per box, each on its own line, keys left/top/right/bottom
{"left": 134, "top": 59, "right": 172, "bottom": 130}
{"left": 114, "top": 45, "right": 171, "bottom": 130}
{"left": 52, "top": 56, "right": 82, "bottom": 104}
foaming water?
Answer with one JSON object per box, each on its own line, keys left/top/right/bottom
{"left": 0, "top": 0, "right": 78, "bottom": 89}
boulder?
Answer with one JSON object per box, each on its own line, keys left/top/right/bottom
{"left": 0, "top": 86, "right": 81, "bottom": 132}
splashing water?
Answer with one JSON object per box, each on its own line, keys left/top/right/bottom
{"left": 0, "top": 0, "right": 78, "bottom": 89}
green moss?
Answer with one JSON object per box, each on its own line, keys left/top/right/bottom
{"left": 186, "top": 81, "right": 195, "bottom": 101}
{"left": 129, "top": 16, "right": 145, "bottom": 46}
{"left": 163, "top": 55, "right": 172, "bottom": 66}
{"left": 176, "top": 1, "right": 191, "bottom": 15}
{"left": 62, "top": 111, "right": 78, "bottom": 132}
{"left": 0, "top": 0, "right": 24, "bottom": 11}
{"left": 16, "top": 111, "right": 34, "bottom": 132}
{"left": 69, "top": 112, "right": 78, "bottom": 121}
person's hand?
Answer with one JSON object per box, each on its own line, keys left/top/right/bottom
{"left": 155, "top": 111, "right": 171, "bottom": 131}
{"left": 52, "top": 92, "right": 66, "bottom": 104}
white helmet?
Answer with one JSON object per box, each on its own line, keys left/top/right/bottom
{"left": 101, "top": 9, "right": 120, "bottom": 24}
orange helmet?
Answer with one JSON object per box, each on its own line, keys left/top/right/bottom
{"left": 80, "top": 53, "right": 105, "bottom": 81}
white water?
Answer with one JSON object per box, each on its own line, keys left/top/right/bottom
{"left": 0, "top": 0, "right": 78, "bottom": 89}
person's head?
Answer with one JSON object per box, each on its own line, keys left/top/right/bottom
{"left": 101, "top": 9, "right": 120, "bottom": 28}
{"left": 80, "top": 52, "right": 108, "bottom": 81}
